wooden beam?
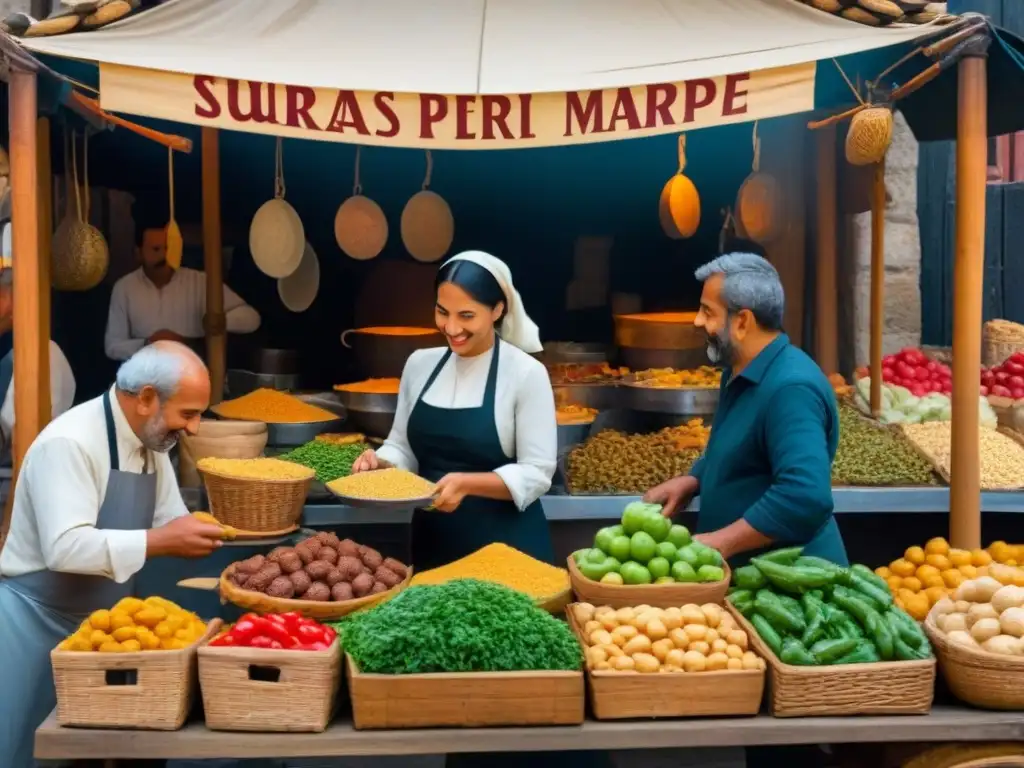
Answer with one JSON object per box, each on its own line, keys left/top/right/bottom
{"left": 869, "top": 159, "right": 885, "bottom": 417}
{"left": 9, "top": 70, "right": 42, "bottom": 482}
{"left": 202, "top": 127, "right": 225, "bottom": 404}
{"left": 949, "top": 54, "right": 988, "bottom": 550}
{"left": 36, "top": 117, "right": 51, "bottom": 427}
{"left": 814, "top": 125, "right": 839, "bottom": 375}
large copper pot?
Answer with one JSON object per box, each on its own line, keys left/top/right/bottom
{"left": 340, "top": 326, "right": 444, "bottom": 379}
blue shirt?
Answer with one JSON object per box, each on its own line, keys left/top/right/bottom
{"left": 692, "top": 334, "right": 848, "bottom": 566}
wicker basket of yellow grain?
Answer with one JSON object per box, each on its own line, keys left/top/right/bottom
{"left": 411, "top": 543, "right": 572, "bottom": 614}
{"left": 197, "top": 457, "right": 314, "bottom": 532}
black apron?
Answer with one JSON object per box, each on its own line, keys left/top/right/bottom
{"left": 407, "top": 340, "right": 554, "bottom": 570}
{"left": 0, "top": 348, "right": 14, "bottom": 468}
{"left": 0, "top": 391, "right": 158, "bottom": 768}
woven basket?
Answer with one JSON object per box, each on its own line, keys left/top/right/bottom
{"left": 924, "top": 616, "right": 1024, "bottom": 710}
{"left": 199, "top": 637, "right": 341, "bottom": 732}
{"left": 536, "top": 586, "right": 573, "bottom": 615}
{"left": 51, "top": 619, "right": 221, "bottom": 730}
{"left": 727, "top": 602, "right": 935, "bottom": 717}
{"left": 199, "top": 464, "right": 313, "bottom": 532}
{"left": 219, "top": 562, "right": 413, "bottom": 621}
{"left": 983, "top": 320, "right": 1024, "bottom": 368}
{"left": 568, "top": 555, "right": 730, "bottom": 609}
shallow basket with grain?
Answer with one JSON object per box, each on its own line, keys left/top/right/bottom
{"left": 566, "top": 605, "right": 764, "bottom": 719}
{"left": 50, "top": 619, "right": 221, "bottom": 730}
{"left": 199, "top": 463, "right": 314, "bottom": 532}
{"left": 924, "top": 615, "right": 1024, "bottom": 710}
{"left": 535, "top": 586, "right": 573, "bottom": 614}
{"left": 727, "top": 602, "right": 935, "bottom": 717}
{"left": 568, "top": 555, "right": 731, "bottom": 609}
{"left": 219, "top": 562, "right": 413, "bottom": 621}
{"left": 346, "top": 655, "right": 584, "bottom": 729}
{"left": 199, "top": 637, "right": 341, "bottom": 732}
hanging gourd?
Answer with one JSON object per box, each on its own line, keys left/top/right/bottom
{"left": 165, "top": 147, "right": 183, "bottom": 270}
{"left": 249, "top": 137, "right": 305, "bottom": 279}
{"left": 846, "top": 104, "right": 893, "bottom": 166}
{"left": 659, "top": 134, "right": 700, "bottom": 239}
{"left": 52, "top": 130, "right": 108, "bottom": 292}
{"left": 334, "top": 146, "right": 388, "bottom": 261}
{"left": 401, "top": 150, "right": 454, "bottom": 263}
{"left": 736, "top": 121, "right": 784, "bottom": 245}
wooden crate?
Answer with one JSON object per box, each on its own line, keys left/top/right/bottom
{"left": 198, "top": 637, "right": 342, "bottom": 732}
{"left": 727, "top": 602, "right": 935, "bottom": 718}
{"left": 51, "top": 619, "right": 221, "bottom": 730}
{"left": 567, "top": 605, "right": 764, "bottom": 719}
{"left": 346, "top": 656, "right": 584, "bottom": 729}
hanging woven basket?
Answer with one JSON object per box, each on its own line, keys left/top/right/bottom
{"left": 845, "top": 105, "right": 894, "bottom": 166}
{"left": 52, "top": 130, "right": 108, "bottom": 292}
{"left": 736, "top": 122, "right": 784, "bottom": 244}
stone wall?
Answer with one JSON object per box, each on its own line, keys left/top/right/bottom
{"left": 851, "top": 111, "right": 923, "bottom": 365}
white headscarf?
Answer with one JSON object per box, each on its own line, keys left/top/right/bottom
{"left": 442, "top": 251, "right": 542, "bottom": 354}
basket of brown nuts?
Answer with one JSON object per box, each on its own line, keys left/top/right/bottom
{"left": 219, "top": 532, "right": 413, "bottom": 621}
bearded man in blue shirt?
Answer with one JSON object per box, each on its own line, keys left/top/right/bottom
{"left": 645, "top": 252, "right": 848, "bottom": 567}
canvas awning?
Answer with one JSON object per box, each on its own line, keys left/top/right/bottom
{"left": 17, "top": 0, "right": 953, "bottom": 149}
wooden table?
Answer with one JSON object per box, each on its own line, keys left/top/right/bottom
{"left": 35, "top": 707, "right": 1024, "bottom": 761}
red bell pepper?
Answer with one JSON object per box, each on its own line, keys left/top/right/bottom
{"left": 209, "top": 632, "right": 236, "bottom": 647}
{"left": 251, "top": 615, "right": 299, "bottom": 648}
{"left": 229, "top": 618, "right": 259, "bottom": 644}
{"left": 249, "top": 635, "right": 273, "bottom": 649}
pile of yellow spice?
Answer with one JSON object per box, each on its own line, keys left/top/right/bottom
{"left": 212, "top": 388, "right": 338, "bottom": 424}
{"left": 412, "top": 543, "right": 570, "bottom": 600}
{"left": 58, "top": 596, "right": 207, "bottom": 653}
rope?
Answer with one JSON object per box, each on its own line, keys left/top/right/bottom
{"left": 677, "top": 134, "right": 687, "bottom": 174}
{"left": 83, "top": 131, "right": 91, "bottom": 219}
{"left": 70, "top": 131, "right": 82, "bottom": 223}
{"left": 274, "top": 136, "right": 286, "bottom": 199}
{"left": 422, "top": 149, "right": 433, "bottom": 191}
{"left": 751, "top": 121, "right": 761, "bottom": 173}
{"left": 832, "top": 58, "right": 866, "bottom": 105}
{"left": 353, "top": 145, "right": 363, "bottom": 196}
{"left": 167, "top": 147, "right": 175, "bottom": 222}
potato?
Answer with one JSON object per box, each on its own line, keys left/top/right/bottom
{"left": 970, "top": 576, "right": 1003, "bottom": 602}
{"left": 646, "top": 619, "right": 668, "bottom": 641}
{"left": 688, "top": 640, "right": 711, "bottom": 655}
{"left": 1000, "top": 607, "right": 1024, "bottom": 638}
{"left": 718, "top": 615, "right": 736, "bottom": 634}
{"left": 741, "top": 654, "right": 761, "bottom": 671}
{"left": 681, "top": 650, "right": 706, "bottom": 672}
{"left": 931, "top": 597, "right": 956, "bottom": 617}
{"left": 661, "top": 607, "right": 683, "bottom": 630}
{"left": 982, "top": 634, "right": 1024, "bottom": 656}
{"left": 992, "top": 585, "right": 1024, "bottom": 614}
{"left": 726, "top": 629, "right": 748, "bottom": 650}
{"left": 633, "top": 605, "right": 652, "bottom": 615}
{"left": 623, "top": 635, "right": 653, "bottom": 656}
{"left": 573, "top": 603, "right": 595, "bottom": 624}
{"left": 594, "top": 606, "right": 615, "bottom": 620}
{"left": 706, "top": 652, "right": 729, "bottom": 671}
{"left": 940, "top": 613, "right": 968, "bottom": 633}
{"left": 967, "top": 603, "right": 1000, "bottom": 626}
{"left": 651, "top": 638, "right": 675, "bottom": 662}
{"left": 590, "top": 629, "right": 613, "bottom": 647}
{"left": 954, "top": 600, "right": 972, "bottom": 614}
{"left": 727, "top": 658, "right": 744, "bottom": 670}
{"left": 611, "top": 625, "right": 638, "bottom": 646}
{"left": 583, "top": 620, "right": 601, "bottom": 638}
{"left": 602, "top": 643, "right": 624, "bottom": 658}
{"left": 600, "top": 615, "right": 620, "bottom": 632}
{"left": 947, "top": 630, "right": 978, "bottom": 648}
{"left": 970, "top": 617, "right": 1001, "bottom": 643}
{"left": 662, "top": 665, "right": 683, "bottom": 674}
{"left": 705, "top": 628, "right": 720, "bottom": 644}
{"left": 586, "top": 646, "right": 608, "bottom": 667}
{"left": 612, "top": 655, "right": 636, "bottom": 671}
{"left": 988, "top": 564, "right": 1021, "bottom": 586}
{"left": 665, "top": 648, "right": 686, "bottom": 668}
{"left": 680, "top": 605, "right": 706, "bottom": 626}
{"left": 701, "top": 603, "right": 723, "bottom": 628}
{"left": 711, "top": 638, "right": 728, "bottom": 654}
{"left": 669, "top": 627, "right": 690, "bottom": 649}
{"left": 594, "top": 661, "right": 612, "bottom": 671}
{"left": 726, "top": 644, "right": 744, "bottom": 660}
{"left": 614, "top": 607, "right": 636, "bottom": 624}
{"left": 683, "top": 624, "right": 708, "bottom": 642}
{"left": 635, "top": 609, "right": 662, "bottom": 628}
{"left": 633, "top": 653, "right": 660, "bottom": 673}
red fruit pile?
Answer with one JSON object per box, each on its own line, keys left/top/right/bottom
{"left": 881, "top": 348, "right": 952, "bottom": 398}
{"left": 982, "top": 351, "right": 1024, "bottom": 400}
{"left": 209, "top": 612, "right": 337, "bottom": 651}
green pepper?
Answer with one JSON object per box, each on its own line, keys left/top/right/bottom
{"left": 851, "top": 563, "right": 891, "bottom": 592}
{"left": 778, "top": 593, "right": 804, "bottom": 617}
{"left": 728, "top": 588, "right": 753, "bottom": 603}
{"left": 847, "top": 571, "right": 894, "bottom": 611}
{"left": 822, "top": 604, "right": 864, "bottom": 639}
{"left": 750, "top": 557, "right": 835, "bottom": 593}
{"left": 886, "top": 606, "right": 929, "bottom": 650}
{"left": 809, "top": 637, "right": 859, "bottom": 664}
{"left": 829, "top": 585, "right": 878, "bottom": 627}
{"left": 780, "top": 637, "right": 818, "bottom": 666}
{"left": 864, "top": 611, "right": 895, "bottom": 660}
{"left": 795, "top": 556, "right": 848, "bottom": 580}
{"left": 730, "top": 593, "right": 755, "bottom": 618}
{"left": 754, "top": 589, "right": 806, "bottom": 635}
{"left": 833, "top": 640, "right": 881, "bottom": 664}
{"left": 732, "top": 565, "right": 768, "bottom": 591}
{"left": 758, "top": 546, "right": 804, "bottom": 565}
{"left": 801, "top": 592, "right": 825, "bottom": 622}
{"left": 801, "top": 606, "right": 826, "bottom": 646}
{"left": 751, "top": 613, "right": 783, "bottom": 657}
{"left": 893, "top": 634, "right": 933, "bottom": 661}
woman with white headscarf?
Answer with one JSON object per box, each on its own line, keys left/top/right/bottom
{"left": 352, "top": 250, "right": 557, "bottom": 568}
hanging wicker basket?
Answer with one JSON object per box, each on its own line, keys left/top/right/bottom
{"left": 982, "top": 319, "right": 1024, "bottom": 368}
{"left": 52, "top": 130, "right": 108, "bottom": 292}
{"left": 846, "top": 106, "right": 894, "bottom": 166}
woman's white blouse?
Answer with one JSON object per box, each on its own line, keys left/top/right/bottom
{"left": 375, "top": 341, "right": 557, "bottom": 510}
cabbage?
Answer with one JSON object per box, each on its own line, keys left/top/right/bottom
{"left": 980, "top": 397, "right": 998, "bottom": 429}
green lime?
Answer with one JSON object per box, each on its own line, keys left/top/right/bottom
{"left": 609, "top": 535, "right": 632, "bottom": 562}
{"left": 671, "top": 560, "right": 698, "bottom": 582}
{"left": 667, "top": 524, "right": 691, "bottom": 548}
{"left": 641, "top": 514, "right": 671, "bottom": 543}
{"left": 629, "top": 532, "right": 657, "bottom": 563}
{"left": 656, "top": 541, "right": 678, "bottom": 561}
{"left": 620, "top": 561, "right": 653, "bottom": 585}
{"left": 600, "top": 571, "right": 624, "bottom": 585}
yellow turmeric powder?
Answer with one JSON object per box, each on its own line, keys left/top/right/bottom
{"left": 334, "top": 378, "right": 400, "bottom": 395}
{"left": 212, "top": 388, "right": 337, "bottom": 423}
{"left": 411, "top": 543, "right": 570, "bottom": 599}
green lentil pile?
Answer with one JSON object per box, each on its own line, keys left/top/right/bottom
{"left": 341, "top": 579, "right": 583, "bottom": 674}
{"left": 279, "top": 440, "right": 368, "bottom": 483}
{"left": 832, "top": 402, "right": 938, "bottom": 486}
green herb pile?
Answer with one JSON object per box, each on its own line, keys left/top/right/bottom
{"left": 341, "top": 579, "right": 583, "bottom": 674}
{"left": 279, "top": 440, "right": 368, "bottom": 483}
{"left": 832, "top": 403, "right": 938, "bottom": 486}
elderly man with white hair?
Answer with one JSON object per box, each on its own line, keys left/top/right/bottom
{"left": 0, "top": 341, "right": 225, "bottom": 768}
{"left": 645, "top": 252, "right": 847, "bottom": 568}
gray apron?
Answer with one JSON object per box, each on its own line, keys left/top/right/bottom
{"left": 0, "top": 390, "right": 157, "bottom": 768}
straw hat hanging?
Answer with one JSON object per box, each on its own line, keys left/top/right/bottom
{"left": 659, "top": 135, "right": 700, "bottom": 239}
{"left": 400, "top": 150, "right": 453, "bottom": 263}
{"left": 165, "top": 147, "right": 183, "bottom": 270}
{"left": 334, "top": 146, "right": 388, "bottom": 261}
{"left": 249, "top": 136, "right": 305, "bottom": 278}
{"left": 736, "top": 121, "right": 784, "bottom": 245}
{"left": 52, "top": 130, "right": 109, "bottom": 292}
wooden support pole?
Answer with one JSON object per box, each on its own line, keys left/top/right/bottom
{"left": 815, "top": 125, "right": 839, "bottom": 375}
{"left": 9, "top": 70, "right": 41, "bottom": 480}
{"left": 869, "top": 159, "right": 886, "bottom": 416}
{"left": 36, "top": 117, "right": 52, "bottom": 426}
{"left": 949, "top": 54, "right": 988, "bottom": 550}
{"left": 202, "top": 127, "right": 225, "bottom": 404}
